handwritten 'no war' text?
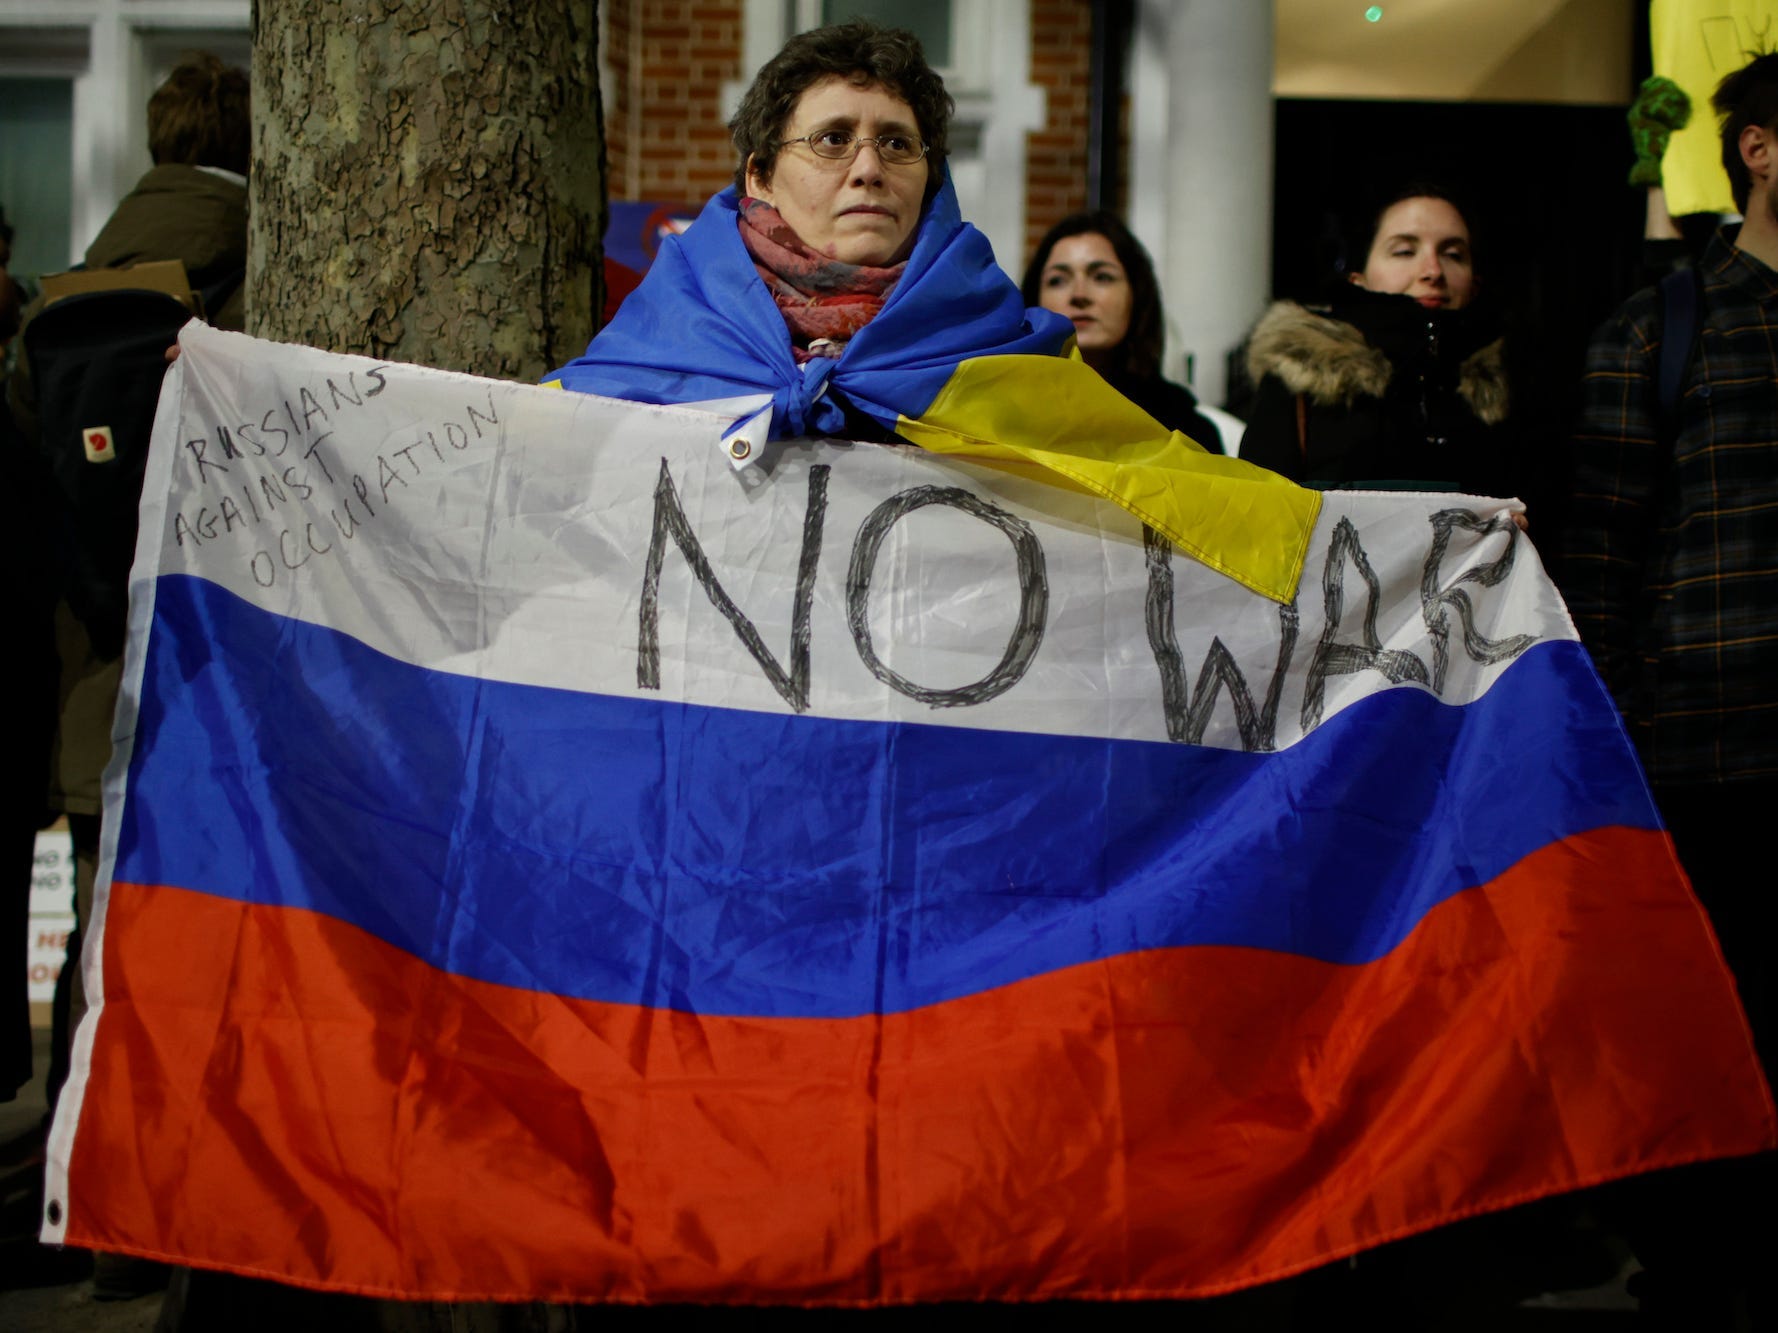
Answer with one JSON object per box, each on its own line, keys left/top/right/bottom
{"left": 641, "top": 459, "right": 1538, "bottom": 753}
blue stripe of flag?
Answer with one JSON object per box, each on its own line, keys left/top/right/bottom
{"left": 116, "top": 574, "right": 1656, "bottom": 1019}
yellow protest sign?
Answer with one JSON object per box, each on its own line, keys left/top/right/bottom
{"left": 1651, "top": 0, "right": 1778, "bottom": 215}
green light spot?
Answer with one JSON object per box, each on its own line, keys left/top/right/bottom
{"left": 1365, "top": 5, "right": 1383, "bottom": 20}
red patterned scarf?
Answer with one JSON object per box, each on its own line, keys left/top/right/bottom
{"left": 738, "top": 197, "right": 904, "bottom": 363}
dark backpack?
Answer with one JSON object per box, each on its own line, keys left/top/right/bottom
{"left": 24, "top": 287, "right": 194, "bottom": 659}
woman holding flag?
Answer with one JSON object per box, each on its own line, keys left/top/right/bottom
{"left": 547, "top": 19, "right": 1316, "bottom": 607}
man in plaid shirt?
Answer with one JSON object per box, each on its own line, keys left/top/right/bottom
{"left": 1566, "top": 53, "right": 1778, "bottom": 1328}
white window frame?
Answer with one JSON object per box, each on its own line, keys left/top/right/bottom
{"left": 0, "top": 0, "right": 248, "bottom": 266}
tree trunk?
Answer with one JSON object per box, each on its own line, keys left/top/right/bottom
{"left": 189, "top": 4, "right": 603, "bottom": 1324}
{"left": 248, "top": 0, "right": 603, "bottom": 381}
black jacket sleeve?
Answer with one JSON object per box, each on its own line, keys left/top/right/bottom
{"left": 1235, "top": 375, "right": 1306, "bottom": 480}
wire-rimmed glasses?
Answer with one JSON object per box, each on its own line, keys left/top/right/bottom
{"left": 776, "top": 129, "right": 929, "bottom": 167}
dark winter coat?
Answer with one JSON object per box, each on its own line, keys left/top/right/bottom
{"left": 1240, "top": 286, "right": 1516, "bottom": 496}
{"left": 1103, "top": 369, "right": 1224, "bottom": 454}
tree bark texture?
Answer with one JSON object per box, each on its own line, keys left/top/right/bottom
{"left": 229, "top": 6, "right": 598, "bottom": 1322}
{"left": 249, "top": 0, "right": 603, "bottom": 381}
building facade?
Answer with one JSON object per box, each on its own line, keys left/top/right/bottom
{"left": 0, "top": 1, "right": 1631, "bottom": 405}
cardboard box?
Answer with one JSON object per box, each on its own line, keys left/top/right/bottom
{"left": 39, "top": 259, "right": 198, "bottom": 314}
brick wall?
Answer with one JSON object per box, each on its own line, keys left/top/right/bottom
{"left": 607, "top": 2, "right": 1098, "bottom": 265}
{"left": 606, "top": 0, "right": 634, "bottom": 196}
{"left": 604, "top": 0, "right": 744, "bottom": 204}
{"left": 1024, "top": 0, "right": 1093, "bottom": 264}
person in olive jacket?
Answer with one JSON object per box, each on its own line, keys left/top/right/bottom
{"left": 6, "top": 54, "right": 247, "bottom": 1302}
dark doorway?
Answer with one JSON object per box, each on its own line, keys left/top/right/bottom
{"left": 1271, "top": 97, "right": 1642, "bottom": 350}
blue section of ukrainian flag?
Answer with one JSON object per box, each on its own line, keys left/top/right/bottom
{"left": 545, "top": 177, "right": 1070, "bottom": 434}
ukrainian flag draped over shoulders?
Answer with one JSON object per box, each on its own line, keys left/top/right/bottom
{"left": 547, "top": 178, "right": 1319, "bottom": 603}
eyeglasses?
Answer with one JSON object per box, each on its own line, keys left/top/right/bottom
{"left": 777, "top": 129, "right": 929, "bottom": 167}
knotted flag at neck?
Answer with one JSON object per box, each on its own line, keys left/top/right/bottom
{"left": 547, "top": 176, "right": 1320, "bottom": 604}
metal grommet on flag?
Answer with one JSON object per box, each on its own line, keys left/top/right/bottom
{"left": 722, "top": 402, "right": 773, "bottom": 473}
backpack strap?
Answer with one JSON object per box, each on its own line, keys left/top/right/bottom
{"left": 1655, "top": 264, "right": 1703, "bottom": 447}
{"left": 1620, "top": 263, "right": 1706, "bottom": 727}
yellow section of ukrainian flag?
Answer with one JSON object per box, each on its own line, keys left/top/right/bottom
{"left": 897, "top": 355, "right": 1319, "bottom": 604}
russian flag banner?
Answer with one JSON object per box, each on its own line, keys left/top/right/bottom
{"left": 44, "top": 323, "right": 1773, "bottom": 1304}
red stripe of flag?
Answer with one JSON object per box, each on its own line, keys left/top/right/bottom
{"left": 64, "top": 825, "right": 1772, "bottom": 1303}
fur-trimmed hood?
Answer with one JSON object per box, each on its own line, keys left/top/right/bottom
{"left": 1246, "top": 297, "right": 1509, "bottom": 426}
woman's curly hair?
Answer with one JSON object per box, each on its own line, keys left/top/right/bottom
{"left": 728, "top": 20, "right": 952, "bottom": 199}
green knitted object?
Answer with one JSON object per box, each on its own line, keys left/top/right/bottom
{"left": 1628, "top": 75, "right": 1693, "bottom": 187}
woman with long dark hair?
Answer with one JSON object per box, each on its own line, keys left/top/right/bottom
{"left": 1022, "top": 211, "right": 1222, "bottom": 451}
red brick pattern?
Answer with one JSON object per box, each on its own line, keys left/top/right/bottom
{"left": 604, "top": 0, "right": 744, "bottom": 204}
{"left": 1024, "top": 0, "right": 1092, "bottom": 263}
{"left": 606, "top": 2, "right": 1093, "bottom": 259}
